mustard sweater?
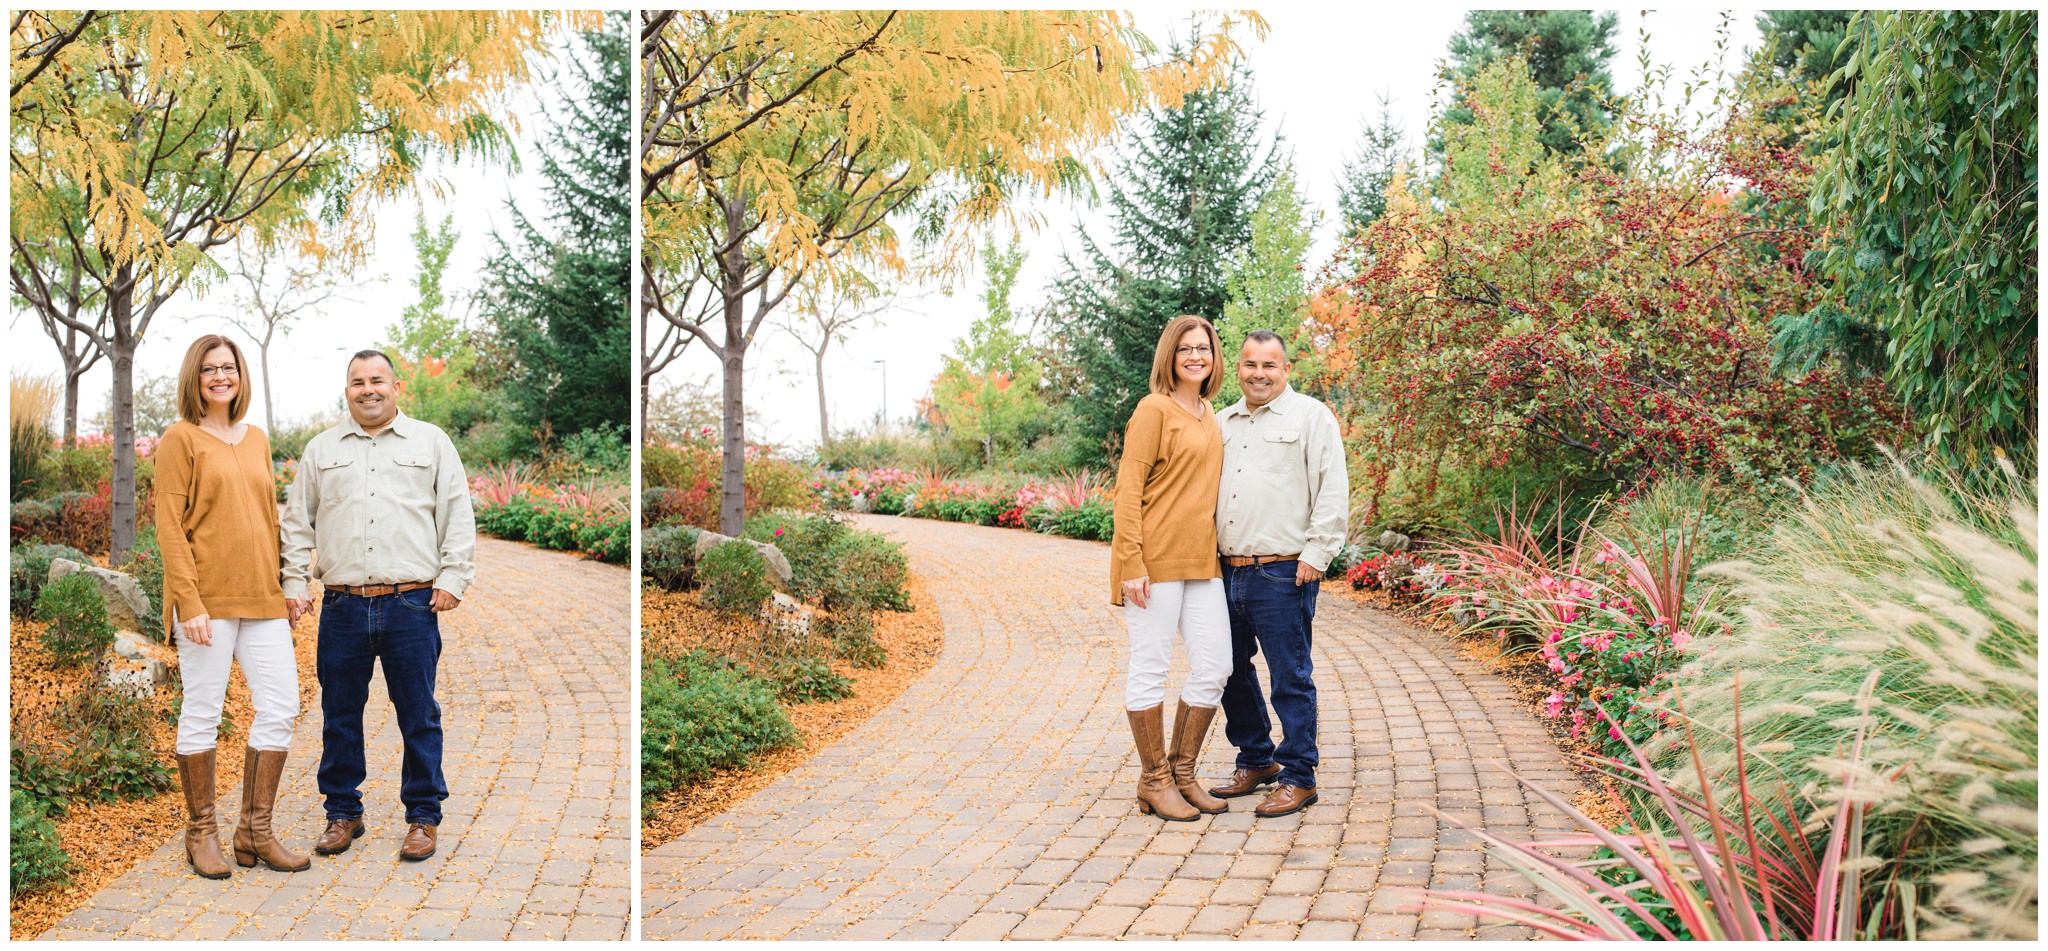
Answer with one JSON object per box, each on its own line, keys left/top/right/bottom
{"left": 1110, "top": 393, "right": 1223, "bottom": 605}
{"left": 154, "top": 421, "right": 287, "bottom": 634}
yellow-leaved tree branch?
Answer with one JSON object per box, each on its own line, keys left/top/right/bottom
{"left": 638, "top": 9, "right": 1268, "bottom": 534}
{"left": 10, "top": 10, "right": 595, "bottom": 558}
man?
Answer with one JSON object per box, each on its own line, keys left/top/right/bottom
{"left": 1209, "top": 330, "right": 1349, "bottom": 817}
{"left": 281, "top": 349, "right": 475, "bottom": 861}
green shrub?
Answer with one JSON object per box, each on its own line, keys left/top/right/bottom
{"left": 743, "top": 511, "right": 849, "bottom": 603}
{"left": 774, "top": 656, "right": 853, "bottom": 703}
{"left": 641, "top": 651, "right": 796, "bottom": 803}
{"left": 698, "top": 540, "right": 772, "bottom": 613}
{"left": 573, "top": 512, "right": 631, "bottom": 564}
{"left": 44, "top": 444, "right": 112, "bottom": 495}
{"left": 473, "top": 493, "right": 543, "bottom": 542}
{"left": 824, "top": 610, "right": 888, "bottom": 669}
{"left": 643, "top": 524, "right": 701, "bottom": 591}
{"left": 34, "top": 573, "right": 114, "bottom": 666}
{"left": 818, "top": 531, "right": 911, "bottom": 613}
{"left": 10, "top": 745, "right": 82, "bottom": 813}
{"left": 555, "top": 423, "right": 630, "bottom": 477}
{"left": 10, "top": 542, "right": 94, "bottom": 616}
{"left": 1036, "top": 497, "right": 1115, "bottom": 541}
{"left": 75, "top": 726, "right": 174, "bottom": 801}
{"left": 9, "top": 788, "right": 70, "bottom": 894}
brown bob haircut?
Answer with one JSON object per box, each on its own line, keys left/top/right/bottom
{"left": 1148, "top": 314, "right": 1223, "bottom": 399}
{"left": 176, "top": 334, "right": 252, "bottom": 424}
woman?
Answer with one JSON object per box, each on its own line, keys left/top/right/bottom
{"left": 1110, "top": 314, "right": 1233, "bottom": 821}
{"left": 156, "top": 333, "right": 308, "bottom": 877}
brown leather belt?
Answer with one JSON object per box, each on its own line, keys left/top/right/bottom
{"left": 1221, "top": 553, "right": 1300, "bottom": 567}
{"left": 334, "top": 581, "right": 435, "bottom": 597}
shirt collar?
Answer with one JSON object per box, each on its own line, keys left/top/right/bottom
{"left": 341, "top": 408, "right": 413, "bottom": 440}
{"left": 1223, "top": 385, "right": 1296, "bottom": 419}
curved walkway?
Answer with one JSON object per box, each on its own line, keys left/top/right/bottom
{"left": 40, "top": 537, "right": 632, "bottom": 941}
{"left": 642, "top": 515, "right": 1579, "bottom": 940}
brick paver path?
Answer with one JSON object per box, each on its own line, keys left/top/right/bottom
{"left": 41, "top": 537, "right": 631, "bottom": 941}
{"left": 642, "top": 515, "right": 1580, "bottom": 940}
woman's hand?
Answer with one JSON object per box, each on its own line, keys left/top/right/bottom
{"left": 179, "top": 612, "right": 213, "bottom": 646}
{"left": 1122, "top": 576, "right": 1151, "bottom": 609}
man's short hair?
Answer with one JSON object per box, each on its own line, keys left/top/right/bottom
{"left": 348, "top": 349, "right": 396, "bottom": 376}
{"left": 1242, "top": 329, "right": 1290, "bottom": 360}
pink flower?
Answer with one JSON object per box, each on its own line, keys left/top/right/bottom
{"left": 1609, "top": 726, "right": 1623, "bottom": 741}
{"left": 1542, "top": 691, "right": 1567, "bottom": 717}
{"left": 1671, "top": 628, "right": 1693, "bottom": 650}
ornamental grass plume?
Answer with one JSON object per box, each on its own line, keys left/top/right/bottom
{"left": 1649, "top": 457, "right": 2038, "bottom": 939}
{"left": 10, "top": 373, "right": 60, "bottom": 495}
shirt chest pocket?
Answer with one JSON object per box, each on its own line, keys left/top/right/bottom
{"left": 1259, "top": 430, "right": 1302, "bottom": 472}
{"left": 316, "top": 456, "right": 358, "bottom": 501}
{"left": 389, "top": 455, "right": 436, "bottom": 501}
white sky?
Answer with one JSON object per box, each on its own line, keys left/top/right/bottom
{"left": 664, "top": 7, "right": 1767, "bottom": 451}
{"left": 6, "top": 28, "right": 589, "bottom": 434}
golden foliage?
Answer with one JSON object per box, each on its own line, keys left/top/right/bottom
{"left": 10, "top": 10, "right": 592, "bottom": 273}
{"left": 640, "top": 10, "right": 1269, "bottom": 284}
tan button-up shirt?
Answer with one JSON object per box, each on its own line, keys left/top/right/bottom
{"left": 1216, "top": 385, "right": 1350, "bottom": 572}
{"left": 281, "top": 410, "right": 476, "bottom": 599}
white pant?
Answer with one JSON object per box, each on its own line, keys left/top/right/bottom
{"left": 1123, "top": 578, "right": 1231, "bottom": 711}
{"left": 174, "top": 615, "right": 300, "bottom": 755}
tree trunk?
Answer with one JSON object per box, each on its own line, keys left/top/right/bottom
{"left": 720, "top": 328, "right": 746, "bottom": 536}
{"left": 109, "top": 264, "right": 137, "bottom": 560}
{"left": 62, "top": 365, "right": 82, "bottom": 449}
{"left": 815, "top": 348, "right": 830, "bottom": 448}
{"left": 259, "top": 332, "right": 275, "bottom": 437}
{"left": 718, "top": 242, "right": 748, "bottom": 537}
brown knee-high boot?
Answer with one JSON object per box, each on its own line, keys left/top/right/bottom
{"left": 1168, "top": 700, "right": 1228, "bottom": 814}
{"left": 1127, "top": 705, "right": 1198, "bottom": 821}
{"left": 233, "top": 747, "right": 310, "bottom": 871}
{"left": 175, "top": 749, "right": 232, "bottom": 879}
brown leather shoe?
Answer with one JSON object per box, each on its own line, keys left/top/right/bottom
{"left": 1210, "top": 762, "right": 1283, "bottom": 799}
{"left": 313, "top": 818, "right": 366, "bottom": 855}
{"left": 232, "top": 747, "right": 310, "bottom": 871}
{"left": 175, "top": 749, "right": 232, "bottom": 879}
{"left": 1253, "top": 783, "right": 1320, "bottom": 818}
{"left": 399, "top": 822, "right": 438, "bottom": 861}
{"left": 1125, "top": 706, "right": 1197, "bottom": 821}
{"left": 1167, "top": 700, "right": 1227, "bottom": 814}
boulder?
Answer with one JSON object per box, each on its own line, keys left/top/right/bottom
{"left": 691, "top": 531, "right": 795, "bottom": 592}
{"left": 1376, "top": 530, "right": 1412, "bottom": 553}
{"left": 758, "top": 591, "right": 816, "bottom": 648}
{"left": 49, "top": 559, "right": 152, "bottom": 632}
{"left": 102, "top": 632, "right": 175, "bottom": 699}
{"left": 112, "top": 630, "right": 152, "bottom": 660}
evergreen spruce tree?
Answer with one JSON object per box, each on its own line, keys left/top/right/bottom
{"left": 1436, "top": 10, "right": 1619, "bottom": 157}
{"left": 480, "top": 14, "right": 631, "bottom": 451}
{"left": 1051, "top": 66, "right": 1280, "bottom": 463}
{"left": 1336, "top": 91, "right": 1410, "bottom": 234}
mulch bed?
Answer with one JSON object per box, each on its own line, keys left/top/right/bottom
{"left": 1327, "top": 584, "right": 1628, "bottom": 831}
{"left": 639, "top": 575, "right": 944, "bottom": 852}
{"left": 8, "top": 598, "right": 324, "bottom": 939}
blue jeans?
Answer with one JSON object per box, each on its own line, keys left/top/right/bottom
{"left": 316, "top": 586, "right": 447, "bottom": 825}
{"left": 1219, "top": 561, "right": 1319, "bottom": 789}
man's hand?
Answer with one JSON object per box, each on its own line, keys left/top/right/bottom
{"left": 429, "top": 589, "right": 461, "bottom": 613}
{"left": 179, "top": 612, "right": 213, "bottom": 646}
{"left": 1295, "top": 560, "right": 1322, "bottom": 586}
{"left": 287, "top": 597, "right": 314, "bottom": 625}
{"left": 1122, "top": 576, "right": 1151, "bottom": 610}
